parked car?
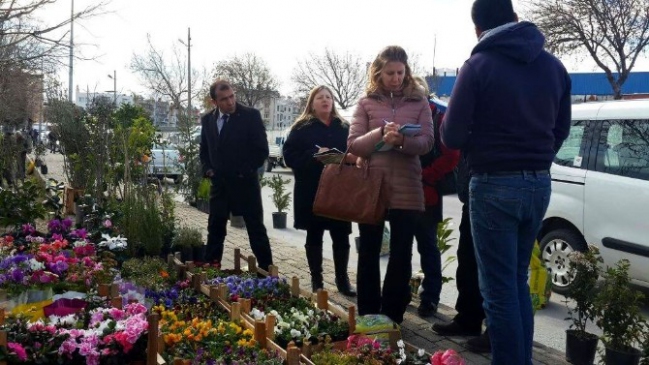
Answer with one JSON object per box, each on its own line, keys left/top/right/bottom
{"left": 539, "top": 99, "right": 649, "bottom": 294}
{"left": 147, "top": 145, "right": 183, "bottom": 184}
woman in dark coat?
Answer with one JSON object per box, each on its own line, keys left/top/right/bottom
{"left": 282, "top": 85, "right": 357, "bottom": 296}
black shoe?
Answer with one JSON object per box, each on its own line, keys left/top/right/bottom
{"left": 465, "top": 331, "right": 491, "bottom": 353}
{"left": 417, "top": 302, "right": 438, "bottom": 317}
{"left": 431, "top": 321, "right": 481, "bottom": 337}
{"left": 335, "top": 275, "right": 357, "bottom": 297}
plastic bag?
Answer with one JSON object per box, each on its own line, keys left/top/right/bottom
{"left": 529, "top": 240, "right": 552, "bottom": 313}
{"left": 354, "top": 314, "right": 400, "bottom": 344}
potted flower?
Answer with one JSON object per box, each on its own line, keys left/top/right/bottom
{"left": 171, "top": 225, "right": 204, "bottom": 262}
{"left": 34, "top": 142, "right": 47, "bottom": 167}
{"left": 564, "top": 247, "right": 602, "bottom": 365}
{"left": 262, "top": 174, "right": 291, "bottom": 229}
{"left": 595, "top": 259, "right": 646, "bottom": 365}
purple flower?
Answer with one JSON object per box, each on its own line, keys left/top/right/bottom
{"left": 55, "top": 260, "right": 69, "bottom": 273}
{"left": 70, "top": 228, "right": 88, "bottom": 239}
{"left": 47, "top": 219, "right": 62, "bottom": 233}
{"left": 10, "top": 269, "right": 24, "bottom": 283}
{"left": 62, "top": 218, "right": 73, "bottom": 230}
{"left": 21, "top": 224, "right": 35, "bottom": 235}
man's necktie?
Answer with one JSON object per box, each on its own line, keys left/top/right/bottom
{"left": 218, "top": 114, "right": 229, "bottom": 133}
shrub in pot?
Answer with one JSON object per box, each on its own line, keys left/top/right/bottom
{"left": 564, "top": 246, "right": 602, "bottom": 365}
{"left": 595, "top": 259, "right": 646, "bottom": 365}
{"left": 172, "top": 225, "right": 204, "bottom": 262}
{"left": 262, "top": 174, "right": 291, "bottom": 229}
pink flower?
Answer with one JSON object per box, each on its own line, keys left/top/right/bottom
{"left": 103, "top": 219, "right": 112, "bottom": 228}
{"left": 109, "top": 308, "right": 125, "bottom": 321}
{"left": 124, "top": 303, "right": 147, "bottom": 316}
{"left": 7, "top": 342, "right": 27, "bottom": 361}
{"left": 431, "top": 349, "right": 465, "bottom": 365}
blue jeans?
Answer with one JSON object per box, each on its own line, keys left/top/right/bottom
{"left": 415, "top": 205, "right": 442, "bottom": 305}
{"left": 469, "top": 171, "right": 551, "bottom": 365}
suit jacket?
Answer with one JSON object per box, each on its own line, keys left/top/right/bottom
{"left": 199, "top": 103, "right": 269, "bottom": 217}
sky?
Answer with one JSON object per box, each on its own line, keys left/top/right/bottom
{"left": 39, "top": 0, "right": 649, "bottom": 107}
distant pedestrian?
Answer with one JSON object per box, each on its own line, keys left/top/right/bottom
{"left": 199, "top": 79, "right": 274, "bottom": 271}
{"left": 15, "top": 132, "right": 28, "bottom": 181}
{"left": 283, "top": 85, "right": 358, "bottom": 296}
{"left": 441, "top": 0, "right": 571, "bottom": 363}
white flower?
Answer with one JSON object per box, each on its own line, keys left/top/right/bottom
{"left": 48, "top": 314, "right": 77, "bottom": 326}
{"left": 418, "top": 348, "right": 425, "bottom": 357}
{"left": 73, "top": 240, "right": 89, "bottom": 247}
{"left": 270, "top": 310, "right": 279, "bottom": 317}
{"left": 290, "top": 329, "right": 301, "bottom": 338}
{"left": 397, "top": 339, "right": 405, "bottom": 348}
{"left": 28, "top": 258, "right": 44, "bottom": 271}
{"left": 98, "top": 234, "right": 128, "bottom": 250}
{"left": 250, "top": 308, "right": 265, "bottom": 321}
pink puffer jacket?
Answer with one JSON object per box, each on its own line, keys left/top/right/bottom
{"left": 348, "top": 91, "right": 434, "bottom": 212}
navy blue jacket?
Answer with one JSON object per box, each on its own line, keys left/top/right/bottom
{"left": 441, "top": 22, "right": 572, "bottom": 173}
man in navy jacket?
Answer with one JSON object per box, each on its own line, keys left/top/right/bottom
{"left": 441, "top": 0, "right": 571, "bottom": 363}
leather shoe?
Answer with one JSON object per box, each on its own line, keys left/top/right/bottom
{"left": 417, "top": 302, "right": 438, "bottom": 317}
{"left": 431, "top": 321, "right": 481, "bottom": 337}
{"left": 465, "top": 331, "right": 491, "bottom": 353}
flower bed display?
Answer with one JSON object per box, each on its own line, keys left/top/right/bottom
{"left": 169, "top": 248, "right": 467, "bottom": 365}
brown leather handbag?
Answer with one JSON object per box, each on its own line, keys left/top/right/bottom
{"left": 312, "top": 153, "right": 387, "bottom": 225}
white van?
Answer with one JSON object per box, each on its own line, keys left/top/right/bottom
{"left": 539, "top": 99, "right": 649, "bottom": 294}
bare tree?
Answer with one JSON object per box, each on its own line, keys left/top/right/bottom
{"left": 291, "top": 48, "right": 366, "bottom": 109}
{"left": 0, "top": 0, "right": 108, "bottom": 70}
{"left": 526, "top": 0, "right": 649, "bottom": 99}
{"left": 130, "top": 34, "right": 204, "bottom": 111}
{"left": 212, "top": 53, "right": 280, "bottom": 107}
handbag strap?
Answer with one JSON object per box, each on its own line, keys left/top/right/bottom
{"left": 338, "top": 148, "right": 371, "bottom": 178}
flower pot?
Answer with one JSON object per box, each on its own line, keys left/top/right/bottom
{"left": 565, "top": 329, "right": 598, "bottom": 365}
{"left": 40, "top": 164, "right": 48, "bottom": 174}
{"left": 180, "top": 246, "right": 193, "bottom": 262}
{"left": 193, "top": 245, "right": 205, "bottom": 262}
{"left": 35, "top": 158, "right": 43, "bottom": 167}
{"left": 230, "top": 214, "right": 246, "bottom": 228}
{"left": 197, "top": 200, "right": 209, "bottom": 213}
{"left": 272, "top": 212, "right": 287, "bottom": 229}
{"left": 97, "top": 284, "right": 110, "bottom": 297}
{"left": 604, "top": 346, "right": 641, "bottom": 365}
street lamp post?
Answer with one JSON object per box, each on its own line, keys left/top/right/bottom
{"left": 107, "top": 70, "right": 116, "bottom": 106}
{"left": 178, "top": 28, "right": 191, "bottom": 122}
{"left": 68, "top": 0, "right": 74, "bottom": 102}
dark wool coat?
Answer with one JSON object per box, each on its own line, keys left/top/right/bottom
{"left": 199, "top": 103, "right": 269, "bottom": 218}
{"left": 282, "top": 117, "right": 352, "bottom": 233}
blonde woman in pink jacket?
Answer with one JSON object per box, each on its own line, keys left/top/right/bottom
{"left": 348, "top": 45, "right": 434, "bottom": 324}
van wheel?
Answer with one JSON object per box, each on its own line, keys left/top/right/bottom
{"left": 539, "top": 229, "right": 587, "bottom": 296}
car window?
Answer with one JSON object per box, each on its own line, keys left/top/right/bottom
{"left": 595, "top": 119, "right": 649, "bottom": 181}
{"left": 555, "top": 120, "right": 587, "bottom": 168}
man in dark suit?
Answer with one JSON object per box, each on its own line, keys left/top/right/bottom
{"left": 199, "top": 79, "right": 273, "bottom": 271}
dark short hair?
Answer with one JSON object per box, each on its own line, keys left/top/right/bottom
{"left": 471, "top": 0, "right": 515, "bottom": 31}
{"left": 209, "top": 79, "right": 232, "bottom": 100}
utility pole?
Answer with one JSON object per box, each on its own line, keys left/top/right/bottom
{"left": 112, "top": 70, "right": 116, "bottom": 106}
{"left": 187, "top": 27, "right": 192, "bottom": 123}
{"left": 68, "top": 0, "right": 74, "bottom": 102}
{"left": 107, "top": 70, "right": 117, "bottom": 106}
{"left": 179, "top": 28, "right": 192, "bottom": 124}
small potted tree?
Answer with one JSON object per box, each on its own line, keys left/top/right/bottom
{"left": 171, "top": 225, "right": 205, "bottom": 262}
{"left": 564, "top": 246, "right": 602, "bottom": 365}
{"left": 196, "top": 178, "right": 210, "bottom": 214}
{"left": 595, "top": 259, "right": 646, "bottom": 365}
{"left": 263, "top": 174, "right": 291, "bottom": 229}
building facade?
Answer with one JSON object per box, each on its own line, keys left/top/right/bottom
{"left": 256, "top": 96, "right": 301, "bottom": 131}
